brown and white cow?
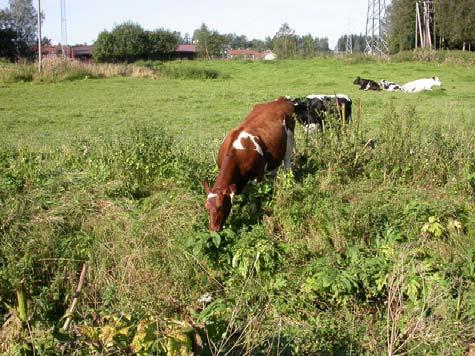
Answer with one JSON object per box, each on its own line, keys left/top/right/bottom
{"left": 204, "top": 97, "right": 295, "bottom": 231}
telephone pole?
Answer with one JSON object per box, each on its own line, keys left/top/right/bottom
{"left": 61, "top": 0, "right": 68, "bottom": 57}
{"left": 415, "top": 1, "right": 435, "bottom": 49}
{"left": 37, "top": 0, "right": 42, "bottom": 72}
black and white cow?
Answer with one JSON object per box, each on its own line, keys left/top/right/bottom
{"left": 380, "top": 79, "right": 401, "bottom": 92}
{"left": 291, "top": 94, "right": 352, "bottom": 132}
{"left": 353, "top": 76, "right": 381, "bottom": 91}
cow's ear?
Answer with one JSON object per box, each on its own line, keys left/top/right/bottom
{"left": 432, "top": 76, "right": 435, "bottom": 80}
{"left": 203, "top": 179, "right": 211, "bottom": 193}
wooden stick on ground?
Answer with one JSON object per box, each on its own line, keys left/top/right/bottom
{"left": 63, "top": 262, "right": 88, "bottom": 331}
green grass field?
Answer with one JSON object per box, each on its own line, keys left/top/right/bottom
{"left": 1, "top": 58, "right": 475, "bottom": 354}
{"left": 2, "top": 58, "right": 474, "bottom": 145}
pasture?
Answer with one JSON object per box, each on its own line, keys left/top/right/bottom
{"left": 1, "top": 57, "right": 475, "bottom": 354}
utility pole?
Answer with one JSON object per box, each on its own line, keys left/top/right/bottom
{"left": 61, "top": 0, "right": 68, "bottom": 58}
{"left": 37, "top": 0, "right": 42, "bottom": 73}
{"left": 415, "top": 1, "right": 434, "bottom": 49}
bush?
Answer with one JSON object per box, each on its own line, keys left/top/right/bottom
{"left": 160, "top": 64, "right": 229, "bottom": 79}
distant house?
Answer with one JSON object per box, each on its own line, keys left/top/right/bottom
{"left": 227, "top": 49, "right": 277, "bottom": 60}
{"left": 175, "top": 44, "right": 197, "bottom": 60}
{"left": 36, "top": 44, "right": 197, "bottom": 61}
{"left": 71, "top": 45, "right": 94, "bottom": 61}
{"left": 39, "top": 45, "right": 93, "bottom": 61}
{"left": 263, "top": 51, "right": 277, "bottom": 60}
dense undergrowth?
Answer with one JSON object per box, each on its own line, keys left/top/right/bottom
{"left": 1, "top": 103, "right": 474, "bottom": 354}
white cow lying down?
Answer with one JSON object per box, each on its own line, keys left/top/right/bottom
{"left": 401, "top": 77, "right": 442, "bottom": 93}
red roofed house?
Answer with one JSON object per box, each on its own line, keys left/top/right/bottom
{"left": 175, "top": 44, "right": 197, "bottom": 60}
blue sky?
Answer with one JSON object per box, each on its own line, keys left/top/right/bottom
{"left": 1, "top": 0, "right": 370, "bottom": 48}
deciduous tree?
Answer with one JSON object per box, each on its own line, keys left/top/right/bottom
{"left": 273, "top": 23, "right": 296, "bottom": 58}
{"left": 193, "top": 23, "right": 226, "bottom": 59}
{"left": 0, "top": 0, "right": 40, "bottom": 58}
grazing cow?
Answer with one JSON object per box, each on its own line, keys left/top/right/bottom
{"left": 292, "top": 94, "right": 352, "bottom": 132}
{"left": 401, "top": 77, "right": 442, "bottom": 93}
{"left": 380, "top": 79, "right": 401, "bottom": 92}
{"left": 204, "top": 97, "right": 295, "bottom": 232}
{"left": 353, "top": 76, "right": 381, "bottom": 91}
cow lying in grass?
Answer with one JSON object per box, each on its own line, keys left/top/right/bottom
{"left": 401, "top": 77, "right": 442, "bottom": 93}
{"left": 353, "top": 76, "right": 381, "bottom": 90}
{"left": 204, "top": 97, "right": 295, "bottom": 231}
{"left": 291, "top": 94, "right": 352, "bottom": 132}
{"left": 380, "top": 79, "right": 402, "bottom": 92}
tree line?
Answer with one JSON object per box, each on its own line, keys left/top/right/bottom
{"left": 1, "top": 0, "right": 474, "bottom": 63}
{"left": 388, "top": 0, "right": 475, "bottom": 52}
{"left": 94, "top": 22, "right": 331, "bottom": 62}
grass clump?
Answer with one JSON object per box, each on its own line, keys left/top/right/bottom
{"left": 160, "top": 63, "right": 229, "bottom": 80}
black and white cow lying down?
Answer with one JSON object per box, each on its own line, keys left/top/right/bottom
{"left": 353, "top": 76, "right": 381, "bottom": 91}
{"left": 379, "top": 79, "right": 401, "bottom": 92}
{"left": 291, "top": 94, "right": 352, "bottom": 132}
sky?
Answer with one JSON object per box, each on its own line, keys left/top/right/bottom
{"left": 0, "top": 0, "right": 370, "bottom": 49}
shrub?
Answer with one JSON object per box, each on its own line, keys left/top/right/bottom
{"left": 160, "top": 64, "right": 228, "bottom": 79}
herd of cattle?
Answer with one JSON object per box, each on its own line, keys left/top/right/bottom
{"left": 353, "top": 76, "right": 442, "bottom": 92}
{"left": 204, "top": 76, "right": 443, "bottom": 231}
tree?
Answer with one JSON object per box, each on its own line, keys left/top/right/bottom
{"left": 193, "top": 23, "right": 226, "bottom": 59}
{"left": 0, "top": 0, "right": 40, "bottom": 58}
{"left": 298, "top": 34, "right": 315, "bottom": 57}
{"left": 387, "top": 0, "right": 417, "bottom": 53}
{"left": 41, "top": 36, "right": 51, "bottom": 46}
{"left": 146, "top": 29, "right": 179, "bottom": 60}
{"left": 315, "top": 37, "right": 330, "bottom": 53}
{"left": 273, "top": 23, "right": 296, "bottom": 58}
{"left": 111, "top": 22, "right": 148, "bottom": 62}
{"left": 193, "top": 23, "right": 211, "bottom": 59}
{"left": 0, "top": 28, "right": 16, "bottom": 60}
{"left": 93, "top": 30, "right": 115, "bottom": 62}
{"left": 446, "top": 0, "right": 475, "bottom": 50}
{"left": 93, "top": 22, "right": 148, "bottom": 63}
{"left": 386, "top": 0, "right": 475, "bottom": 51}
{"left": 183, "top": 32, "right": 192, "bottom": 44}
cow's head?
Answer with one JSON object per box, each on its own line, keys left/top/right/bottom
{"left": 353, "top": 76, "right": 361, "bottom": 84}
{"left": 203, "top": 179, "right": 236, "bottom": 232}
{"left": 432, "top": 77, "right": 442, "bottom": 86}
{"left": 290, "top": 97, "right": 309, "bottom": 125}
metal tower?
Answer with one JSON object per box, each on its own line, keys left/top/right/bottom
{"left": 345, "top": 18, "right": 353, "bottom": 54}
{"left": 364, "top": 0, "right": 389, "bottom": 56}
{"left": 60, "top": 0, "right": 68, "bottom": 56}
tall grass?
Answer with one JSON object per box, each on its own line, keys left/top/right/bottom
{"left": 0, "top": 57, "right": 158, "bottom": 83}
{"left": 1, "top": 105, "right": 475, "bottom": 354}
